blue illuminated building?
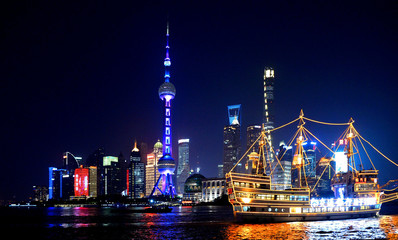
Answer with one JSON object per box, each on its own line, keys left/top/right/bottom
{"left": 150, "top": 22, "right": 177, "bottom": 198}
{"left": 48, "top": 167, "right": 67, "bottom": 200}
{"left": 227, "top": 104, "right": 241, "bottom": 125}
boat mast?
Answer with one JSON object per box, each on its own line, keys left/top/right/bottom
{"left": 345, "top": 118, "right": 355, "bottom": 177}
{"left": 293, "top": 110, "right": 306, "bottom": 188}
{"left": 256, "top": 124, "right": 267, "bottom": 175}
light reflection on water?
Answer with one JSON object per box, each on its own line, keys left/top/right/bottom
{"left": 3, "top": 206, "right": 398, "bottom": 239}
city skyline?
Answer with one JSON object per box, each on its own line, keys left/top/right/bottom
{"left": 1, "top": 1, "right": 398, "bottom": 201}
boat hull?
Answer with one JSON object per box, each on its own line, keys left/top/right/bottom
{"left": 234, "top": 209, "right": 379, "bottom": 222}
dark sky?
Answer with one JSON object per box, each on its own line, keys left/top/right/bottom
{"left": 1, "top": 1, "right": 397, "bottom": 201}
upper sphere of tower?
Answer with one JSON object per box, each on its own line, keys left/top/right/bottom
{"left": 159, "top": 81, "right": 176, "bottom": 100}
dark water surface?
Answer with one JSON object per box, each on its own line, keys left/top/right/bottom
{"left": 1, "top": 206, "right": 398, "bottom": 239}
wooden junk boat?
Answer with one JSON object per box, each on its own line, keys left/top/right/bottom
{"left": 226, "top": 111, "right": 398, "bottom": 222}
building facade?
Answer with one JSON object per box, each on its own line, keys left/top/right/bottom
{"left": 202, "top": 178, "right": 227, "bottom": 202}
{"left": 271, "top": 144, "right": 293, "bottom": 190}
{"left": 177, "top": 139, "right": 190, "bottom": 195}
{"left": 48, "top": 167, "right": 68, "bottom": 200}
{"left": 223, "top": 123, "right": 241, "bottom": 175}
{"left": 183, "top": 174, "right": 205, "bottom": 203}
{"left": 129, "top": 142, "right": 146, "bottom": 198}
{"left": 145, "top": 140, "right": 163, "bottom": 196}
{"left": 102, "top": 156, "right": 122, "bottom": 195}
{"left": 263, "top": 67, "right": 275, "bottom": 164}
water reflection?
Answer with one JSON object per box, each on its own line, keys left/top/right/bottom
{"left": 224, "top": 216, "right": 398, "bottom": 239}
{"left": 224, "top": 222, "right": 308, "bottom": 240}
{"left": 38, "top": 206, "right": 398, "bottom": 239}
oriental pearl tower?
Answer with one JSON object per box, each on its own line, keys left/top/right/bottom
{"left": 150, "top": 23, "right": 177, "bottom": 198}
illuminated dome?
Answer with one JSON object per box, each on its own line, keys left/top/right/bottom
{"left": 184, "top": 174, "right": 206, "bottom": 193}
{"left": 154, "top": 140, "right": 163, "bottom": 150}
{"left": 158, "top": 154, "right": 175, "bottom": 175}
{"left": 159, "top": 82, "right": 176, "bottom": 100}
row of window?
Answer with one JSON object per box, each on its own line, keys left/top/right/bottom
{"left": 203, "top": 181, "right": 225, "bottom": 187}
{"left": 235, "top": 192, "right": 309, "bottom": 201}
{"left": 233, "top": 182, "right": 269, "bottom": 189}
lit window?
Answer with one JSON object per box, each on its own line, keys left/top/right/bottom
{"left": 166, "top": 108, "right": 170, "bottom": 116}
{"left": 166, "top": 118, "right": 170, "bottom": 126}
{"left": 166, "top": 127, "right": 170, "bottom": 135}
{"left": 166, "top": 137, "right": 170, "bottom": 144}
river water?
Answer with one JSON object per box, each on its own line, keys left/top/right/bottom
{"left": 1, "top": 205, "right": 398, "bottom": 239}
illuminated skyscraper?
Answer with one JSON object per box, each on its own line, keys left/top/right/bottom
{"left": 263, "top": 67, "right": 275, "bottom": 163}
{"left": 129, "top": 141, "right": 145, "bottom": 198}
{"left": 150, "top": 23, "right": 177, "bottom": 197}
{"left": 223, "top": 105, "right": 241, "bottom": 176}
{"left": 246, "top": 125, "right": 262, "bottom": 151}
{"left": 177, "top": 139, "right": 190, "bottom": 194}
{"left": 271, "top": 144, "right": 293, "bottom": 190}
{"left": 145, "top": 140, "right": 163, "bottom": 196}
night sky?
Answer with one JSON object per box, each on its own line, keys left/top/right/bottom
{"left": 1, "top": 1, "right": 397, "bottom": 201}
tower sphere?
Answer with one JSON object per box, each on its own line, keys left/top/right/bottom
{"left": 157, "top": 154, "right": 176, "bottom": 175}
{"left": 159, "top": 82, "right": 176, "bottom": 100}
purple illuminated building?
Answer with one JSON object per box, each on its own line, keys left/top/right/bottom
{"left": 150, "top": 23, "right": 177, "bottom": 197}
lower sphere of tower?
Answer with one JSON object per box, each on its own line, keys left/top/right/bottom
{"left": 158, "top": 154, "right": 176, "bottom": 174}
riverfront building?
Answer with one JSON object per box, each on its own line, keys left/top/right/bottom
{"left": 202, "top": 178, "right": 227, "bottom": 202}
{"left": 145, "top": 140, "right": 163, "bottom": 196}
{"left": 177, "top": 139, "right": 190, "bottom": 195}
{"left": 223, "top": 105, "right": 242, "bottom": 176}
{"left": 129, "top": 142, "right": 145, "bottom": 198}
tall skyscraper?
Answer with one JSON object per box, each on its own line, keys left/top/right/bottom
{"left": 263, "top": 67, "right": 275, "bottom": 129}
{"left": 129, "top": 141, "right": 145, "bottom": 198}
{"left": 271, "top": 144, "right": 293, "bottom": 190}
{"left": 102, "top": 156, "right": 122, "bottom": 195}
{"left": 291, "top": 141, "right": 317, "bottom": 188}
{"left": 246, "top": 125, "right": 262, "bottom": 151}
{"left": 145, "top": 140, "right": 163, "bottom": 196}
{"left": 263, "top": 67, "right": 275, "bottom": 164}
{"left": 86, "top": 147, "right": 105, "bottom": 196}
{"left": 62, "top": 152, "right": 82, "bottom": 199}
{"left": 177, "top": 139, "right": 190, "bottom": 194}
{"left": 48, "top": 167, "right": 67, "bottom": 200}
{"left": 151, "top": 22, "right": 177, "bottom": 198}
{"left": 223, "top": 105, "right": 241, "bottom": 176}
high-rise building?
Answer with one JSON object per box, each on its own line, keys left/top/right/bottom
{"left": 102, "top": 156, "right": 122, "bottom": 195}
{"left": 86, "top": 147, "right": 105, "bottom": 196}
{"left": 223, "top": 105, "right": 241, "bottom": 176}
{"left": 263, "top": 67, "right": 275, "bottom": 164}
{"left": 146, "top": 140, "right": 163, "bottom": 196}
{"left": 246, "top": 125, "right": 262, "bottom": 152}
{"left": 62, "top": 152, "right": 82, "bottom": 199}
{"left": 291, "top": 141, "right": 317, "bottom": 188}
{"left": 88, "top": 166, "right": 97, "bottom": 198}
{"left": 150, "top": 22, "right": 177, "bottom": 198}
{"left": 271, "top": 144, "right": 293, "bottom": 190}
{"left": 315, "top": 157, "right": 335, "bottom": 197}
{"left": 74, "top": 167, "right": 89, "bottom": 197}
{"left": 177, "top": 139, "right": 190, "bottom": 194}
{"left": 129, "top": 141, "right": 146, "bottom": 198}
{"left": 48, "top": 167, "right": 67, "bottom": 200}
